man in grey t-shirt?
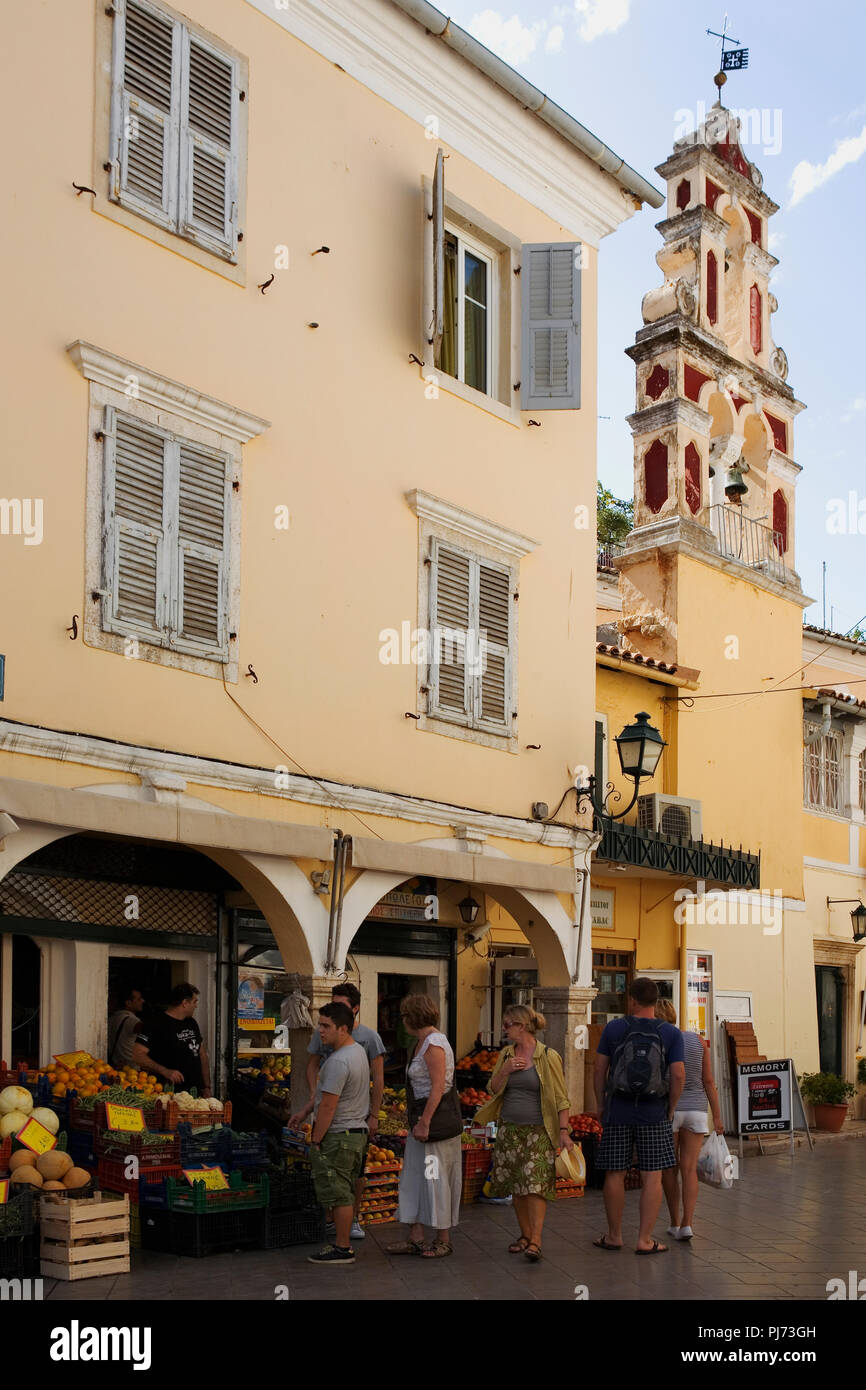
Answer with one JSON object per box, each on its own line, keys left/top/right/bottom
{"left": 305, "top": 1002, "right": 371, "bottom": 1265}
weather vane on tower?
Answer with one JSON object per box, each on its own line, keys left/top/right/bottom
{"left": 706, "top": 14, "right": 749, "bottom": 101}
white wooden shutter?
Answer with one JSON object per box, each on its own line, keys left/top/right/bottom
{"left": 430, "top": 148, "right": 445, "bottom": 359}
{"left": 102, "top": 406, "right": 169, "bottom": 642}
{"left": 429, "top": 541, "right": 471, "bottom": 724}
{"left": 110, "top": 0, "right": 180, "bottom": 227}
{"left": 173, "top": 442, "right": 230, "bottom": 658}
{"left": 520, "top": 243, "right": 581, "bottom": 410}
{"left": 179, "top": 31, "right": 239, "bottom": 259}
{"left": 476, "top": 561, "right": 512, "bottom": 731}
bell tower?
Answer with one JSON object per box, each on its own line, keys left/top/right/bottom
{"left": 618, "top": 97, "right": 806, "bottom": 663}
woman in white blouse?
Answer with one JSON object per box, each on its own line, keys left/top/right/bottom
{"left": 386, "top": 993, "right": 462, "bottom": 1258}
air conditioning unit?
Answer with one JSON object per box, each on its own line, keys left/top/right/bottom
{"left": 637, "top": 794, "right": 702, "bottom": 841}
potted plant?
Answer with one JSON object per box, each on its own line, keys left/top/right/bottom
{"left": 799, "top": 1071, "right": 856, "bottom": 1132}
{"left": 856, "top": 1057, "right": 866, "bottom": 1121}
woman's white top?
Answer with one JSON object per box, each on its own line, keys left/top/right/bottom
{"left": 407, "top": 1031, "right": 455, "bottom": 1098}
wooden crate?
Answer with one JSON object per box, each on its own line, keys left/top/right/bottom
{"left": 39, "top": 1191, "right": 130, "bottom": 1281}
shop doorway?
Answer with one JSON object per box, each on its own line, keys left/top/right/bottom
{"left": 591, "top": 949, "right": 634, "bottom": 1023}
{"left": 109, "top": 957, "right": 176, "bottom": 1028}
{"left": 376, "top": 971, "right": 431, "bottom": 1083}
{"left": 815, "top": 964, "right": 844, "bottom": 1075}
{"left": 9, "top": 936, "right": 41, "bottom": 1069}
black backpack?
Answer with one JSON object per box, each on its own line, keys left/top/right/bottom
{"left": 609, "top": 1018, "right": 669, "bottom": 1102}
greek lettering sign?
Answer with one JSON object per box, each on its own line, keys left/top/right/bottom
{"left": 590, "top": 889, "right": 614, "bottom": 931}
{"left": 368, "top": 891, "right": 438, "bottom": 923}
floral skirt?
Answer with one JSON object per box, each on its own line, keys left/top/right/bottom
{"left": 488, "top": 1123, "right": 556, "bottom": 1201}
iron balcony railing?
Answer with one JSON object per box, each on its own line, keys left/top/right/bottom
{"left": 597, "top": 539, "right": 627, "bottom": 572}
{"left": 709, "top": 504, "right": 788, "bottom": 584}
{"left": 595, "top": 819, "right": 761, "bottom": 890}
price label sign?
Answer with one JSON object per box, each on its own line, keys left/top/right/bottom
{"left": 16, "top": 1116, "right": 57, "bottom": 1156}
{"left": 0, "top": 1179, "right": 9, "bottom": 1205}
{"left": 105, "top": 1103, "right": 146, "bottom": 1133}
{"left": 53, "top": 1051, "right": 93, "bottom": 1068}
{"left": 237, "top": 1018, "right": 277, "bottom": 1031}
{"left": 182, "top": 1165, "right": 229, "bottom": 1190}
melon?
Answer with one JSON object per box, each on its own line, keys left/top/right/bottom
{"left": 0, "top": 1086, "right": 33, "bottom": 1117}
{"left": 9, "top": 1149, "right": 37, "bottom": 1172}
{"left": 0, "top": 1110, "right": 28, "bottom": 1139}
{"left": 62, "top": 1166, "right": 91, "bottom": 1189}
{"left": 42, "top": 1180, "right": 66, "bottom": 1191}
{"left": 36, "top": 1149, "right": 73, "bottom": 1181}
{"left": 10, "top": 1165, "right": 43, "bottom": 1186}
{"left": 31, "top": 1107, "right": 60, "bottom": 1135}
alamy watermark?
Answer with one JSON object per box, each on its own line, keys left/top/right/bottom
{"left": 378, "top": 622, "right": 488, "bottom": 674}
{"left": 0, "top": 498, "right": 43, "bottom": 545}
{"left": 674, "top": 880, "right": 782, "bottom": 935}
{"left": 674, "top": 101, "right": 782, "bottom": 157}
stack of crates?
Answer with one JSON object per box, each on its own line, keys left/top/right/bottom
{"left": 95, "top": 1128, "right": 183, "bottom": 1249}
{"left": 142, "top": 1171, "right": 269, "bottom": 1257}
{"left": 263, "top": 1154, "right": 324, "bottom": 1249}
{"left": 0, "top": 1188, "right": 38, "bottom": 1279}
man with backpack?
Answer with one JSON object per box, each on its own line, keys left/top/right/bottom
{"left": 589, "top": 977, "right": 685, "bottom": 1253}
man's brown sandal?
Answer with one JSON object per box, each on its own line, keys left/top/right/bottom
{"left": 508, "top": 1237, "right": 530, "bottom": 1254}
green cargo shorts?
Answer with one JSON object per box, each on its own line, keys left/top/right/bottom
{"left": 310, "top": 1130, "right": 367, "bottom": 1209}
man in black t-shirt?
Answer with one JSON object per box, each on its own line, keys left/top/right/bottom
{"left": 133, "top": 982, "right": 211, "bottom": 1096}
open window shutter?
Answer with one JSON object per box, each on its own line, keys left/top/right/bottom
{"left": 430, "top": 147, "right": 445, "bottom": 360}
{"left": 594, "top": 720, "right": 606, "bottom": 789}
{"left": 179, "top": 31, "right": 239, "bottom": 258}
{"left": 429, "top": 541, "right": 471, "bottom": 724}
{"left": 520, "top": 243, "right": 581, "bottom": 410}
{"left": 102, "top": 407, "right": 169, "bottom": 641}
{"left": 476, "top": 562, "right": 512, "bottom": 731}
{"left": 174, "top": 442, "right": 229, "bottom": 658}
{"left": 111, "top": 0, "right": 180, "bottom": 227}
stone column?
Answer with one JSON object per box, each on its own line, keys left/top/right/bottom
{"left": 533, "top": 984, "right": 596, "bottom": 1115}
{"left": 289, "top": 973, "right": 342, "bottom": 1114}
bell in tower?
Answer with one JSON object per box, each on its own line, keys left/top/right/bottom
{"left": 615, "top": 89, "right": 807, "bottom": 665}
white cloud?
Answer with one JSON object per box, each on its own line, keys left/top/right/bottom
{"left": 545, "top": 23, "right": 565, "bottom": 53}
{"left": 767, "top": 230, "right": 785, "bottom": 253}
{"left": 573, "top": 0, "right": 631, "bottom": 42}
{"left": 789, "top": 125, "right": 866, "bottom": 207}
{"left": 830, "top": 101, "right": 866, "bottom": 126}
{"left": 468, "top": 9, "right": 537, "bottom": 65}
{"left": 841, "top": 397, "right": 866, "bottom": 424}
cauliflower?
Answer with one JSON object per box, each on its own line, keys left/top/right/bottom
{"left": 206, "top": 1097, "right": 223, "bottom": 1111}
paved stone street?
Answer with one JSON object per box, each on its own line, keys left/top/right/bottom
{"left": 44, "top": 1141, "right": 866, "bottom": 1302}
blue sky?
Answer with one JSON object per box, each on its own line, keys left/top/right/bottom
{"left": 441, "top": 0, "right": 866, "bottom": 633}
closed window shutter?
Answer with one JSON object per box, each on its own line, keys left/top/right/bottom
{"left": 179, "top": 32, "right": 239, "bottom": 257}
{"left": 102, "top": 406, "right": 169, "bottom": 640}
{"left": 594, "top": 720, "right": 606, "bottom": 788}
{"left": 112, "top": 0, "right": 180, "bottom": 227}
{"left": 429, "top": 542, "right": 471, "bottom": 724}
{"left": 476, "top": 562, "right": 511, "bottom": 731}
{"left": 520, "top": 243, "right": 581, "bottom": 410}
{"left": 430, "top": 148, "right": 445, "bottom": 359}
{"left": 175, "top": 442, "right": 229, "bottom": 657}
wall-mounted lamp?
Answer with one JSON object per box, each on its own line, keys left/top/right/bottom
{"left": 535, "top": 711, "right": 666, "bottom": 825}
{"left": 826, "top": 897, "right": 866, "bottom": 943}
{"left": 458, "top": 893, "right": 480, "bottom": 926}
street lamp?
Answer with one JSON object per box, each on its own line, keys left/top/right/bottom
{"left": 534, "top": 711, "right": 667, "bottom": 825}
{"left": 826, "top": 898, "right": 866, "bottom": 943}
{"left": 458, "top": 893, "right": 480, "bottom": 926}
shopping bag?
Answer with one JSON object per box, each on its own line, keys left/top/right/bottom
{"left": 696, "top": 1131, "right": 734, "bottom": 1189}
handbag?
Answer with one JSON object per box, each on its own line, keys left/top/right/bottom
{"left": 406, "top": 1043, "right": 463, "bottom": 1142}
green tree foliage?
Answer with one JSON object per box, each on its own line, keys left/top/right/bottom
{"left": 597, "top": 483, "right": 633, "bottom": 545}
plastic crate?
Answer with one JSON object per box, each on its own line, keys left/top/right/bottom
{"left": 96, "top": 1129, "right": 181, "bottom": 1166}
{"left": 264, "top": 1206, "right": 325, "bottom": 1248}
{"left": 0, "top": 1137, "right": 11, "bottom": 1173}
{"left": 154, "top": 1098, "right": 232, "bottom": 1132}
{"left": 0, "top": 1188, "right": 35, "bottom": 1238}
{"left": 177, "top": 1122, "right": 230, "bottom": 1166}
{"left": 166, "top": 1206, "right": 267, "bottom": 1257}
{"left": 67, "top": 1130, "right": 97, "bottom": 1168}
{"left": 226, "top": 1132, "right": 268, "bottom": 1170}
{"left": 140, "top": 1207, "right": 172, "bottom": 1252}
{"left": 461, "top": 1172, "right": 488, "bottom": 1205}
{"left": 165, "top": 1170, "right": 269, "bottom": 1215}
{"left": 0, "top": 1232, "right": 39, "bottom": 1277}
{"left": 263, "top": 1163, "right": 318, "bottom": 1213}
{"left": 98, "top": 1157, "right": 183, "bottom": 1201}
{"left": 461, "top": 1147, "right": 493, "bottom": 1181}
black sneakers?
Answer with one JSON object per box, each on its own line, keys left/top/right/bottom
{"left": 307, "top": 1244, "right": 356, "bottom": 1265}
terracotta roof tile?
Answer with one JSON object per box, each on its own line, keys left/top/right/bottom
{"left": 595, "top": 642, "right": 678, "bottom": 674}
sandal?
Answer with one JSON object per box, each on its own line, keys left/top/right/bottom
{"left": 385, "top": 1240, "right": 426, "bottom": 1256}
{"left": 523, "top": 1242, "right": 542, "bottom": 1262}
{"left": 421, "top": 1240, "right": 453, "bottom": 1258}
{"left": 508, "top": 1237, "right": 530, "bottom": 1254}
{"left": 592, "top": 1235, "right": 623, "bottom": 1251}
{"left": 635, "top": 1240, "right": 668, "bottom": 1255}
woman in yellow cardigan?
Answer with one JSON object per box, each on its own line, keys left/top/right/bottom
{"left": 474, "top": 1005, "right": 574, "bottom": 1262}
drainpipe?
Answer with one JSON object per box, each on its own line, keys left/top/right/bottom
{"left": 325, "top": 833, "right": 351, "bottom": 973}
{"left": 803, "top": 701, "right": 832, "bottom": 746}
{"left": 389, "top": 0, "right": 664, "bottom": 209}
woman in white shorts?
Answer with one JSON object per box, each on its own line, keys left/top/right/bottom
{"left": 656, "top": 999, "right": 723, "bottom": 1241}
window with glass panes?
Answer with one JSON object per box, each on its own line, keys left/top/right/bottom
{"left": 804, "top": 729, "right": 843, "bottom": 813}
{"left": 440, "top": 228, "right": 493, "bottom": 395}
{"left": 591, "top": 950, "right": 634, "bottom": 1022}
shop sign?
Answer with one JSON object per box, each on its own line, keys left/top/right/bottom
{"left": 16, "top": 1116, "right": 57, "bottom": 1155}
{"left": 737, "top": 1059, "right": 794, "bottom": 1133}
{"left": 105, "top": 1103, "right": 146, "bottom": 1133}
{"left": 686, "top": 950, "right": 713, "bottom": 1038}
{"left": 183, "top": 1165, "right": 229, "bottom": 1190}
{"left": 0, "top": 1179, "right": 8, "bottom": 1205}
{"left": 590, "top": 889, "right": 614, "bottom": 931}
{"left": 53, "top": 1051, "right": 93, "bottom": 1069}
{"left": 368, "top": 891, "right": 438, "bottom": 923}
{"left": 238, "top": 1018, "right": 277, "bottom": 1031}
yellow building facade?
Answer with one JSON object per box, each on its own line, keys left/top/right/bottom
{"left": 0, "top": 0, "right": 664, "bottom": 1107}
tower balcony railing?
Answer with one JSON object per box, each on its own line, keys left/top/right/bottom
{"left": 597, "top": 539, "right": 627, "bottom": 572}
{"left": 709, "top": 504, "right": 789, "bottom": 584}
